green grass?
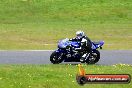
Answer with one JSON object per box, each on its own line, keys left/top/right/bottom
{"left": 0, "top": 64, "right": 132, "bottom": 88}
{"left": 0, "top": 0, "right": 132, "bottom": 50}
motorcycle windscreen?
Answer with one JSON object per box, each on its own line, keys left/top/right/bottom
{"left": 58, "top": 39, "right": 70, "bottom": 48}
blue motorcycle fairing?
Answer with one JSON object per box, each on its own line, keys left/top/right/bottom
{"left": 71, "top": 41, "right": 80, "bottom": 48}
{"left": 58, "top": 39, "right": 104, "bottom": 50}
{"left": 58, "top": 38, "right": 71, "bottom": 48}
{"left": 58, "top": 38, "right": 80, "bottom": 49}
{"left": 55, "top": 48, "right": 66, "bottom": 53}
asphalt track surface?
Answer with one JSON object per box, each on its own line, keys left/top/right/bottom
{"left": 0, "top": 50, "right": 132, "bottom": 65}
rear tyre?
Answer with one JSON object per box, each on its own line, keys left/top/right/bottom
{"left": 93, "top": 50, "right": 100, "bottom": 63}
{"left": 50, "top": 51, "right": 64, "bottom": 64}
{"left": 86, "top": 50, "right": 100, "bottom": 64}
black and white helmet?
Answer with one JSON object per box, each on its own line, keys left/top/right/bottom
{"left": 76, "top": 31, "right": 85, "bottom": 39}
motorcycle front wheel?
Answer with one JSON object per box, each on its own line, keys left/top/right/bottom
{"left": 50, "top": 51, "right": 64, "bottom": 64}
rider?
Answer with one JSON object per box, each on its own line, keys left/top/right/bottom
{"left": 69, "top": 30, "right": 92, "bottom": 62}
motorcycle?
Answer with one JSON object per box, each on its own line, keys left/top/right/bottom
{"left": 50, "top": 38, "right": 104, "bottom": 64}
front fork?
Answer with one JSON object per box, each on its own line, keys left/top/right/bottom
{"left": 55, "top": 49, "right": 64, "bottom": 59}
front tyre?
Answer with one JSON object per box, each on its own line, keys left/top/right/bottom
{"left": 50, "top": 51, "right": 64, "bottom": 64}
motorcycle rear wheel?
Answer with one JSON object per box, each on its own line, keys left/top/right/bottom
{"left": 86, "top": 50, "right": 100, "bottom": 64}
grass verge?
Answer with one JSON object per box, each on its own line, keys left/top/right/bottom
{"left": 0, "top": 64, "right": 132, "bottom": 88}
